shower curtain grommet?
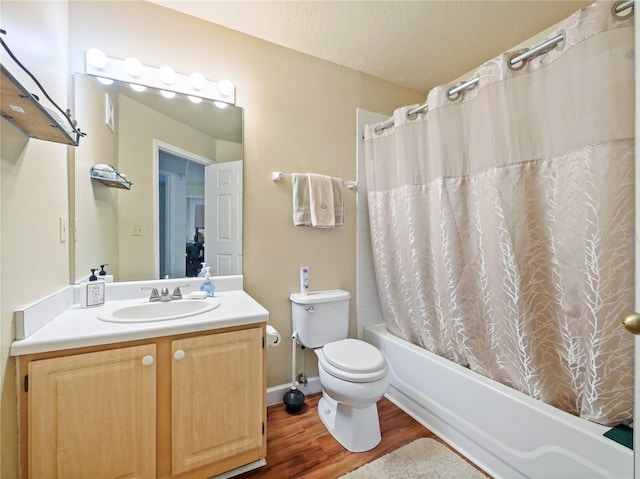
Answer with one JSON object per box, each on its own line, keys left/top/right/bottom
{"left": 554, "top": 30, "right": 566, "bottom": 52}
{"left": 446, "top": 87, "right": 462, "bottom": 101}
{"left": 612, "top": 0, "right": 634, "bottom": 19}
{"left": 446, "top": 76, "right": 480, "bottom": 101}
{"left": 507, "top": 52, "right": 528, "bottom": 71}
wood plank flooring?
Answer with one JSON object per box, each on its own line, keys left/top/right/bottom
{"left": 236, "top": 392, "right": 491, "bottom": 479}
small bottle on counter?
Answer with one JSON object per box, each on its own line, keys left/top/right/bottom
{"left": 98, "top": 264, "right": 114, "bottom": 283}
{"left": 199, "top": 267, "right": 215, "bottom": 297}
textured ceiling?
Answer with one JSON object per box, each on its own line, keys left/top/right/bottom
{"left": 150, "top": 0, "right": 592, "bottom": 94}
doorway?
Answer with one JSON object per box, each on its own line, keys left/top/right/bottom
{"left": 154, "top": 140, "right": 212, "bottom": 279}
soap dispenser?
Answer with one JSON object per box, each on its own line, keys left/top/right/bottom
{"left": 198, "top": 263, "right": 207, "bottom": 278}
{"left": 200, "top": 267, "right": 215, "bottom": 297}
{"left": 81, "top": 268, "right": 106, "bottom": 308}
{"left": 98, "top": 264, "right": 114, "bottom": 283}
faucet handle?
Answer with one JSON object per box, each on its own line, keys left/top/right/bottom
{"left": 172, "top": 284, "right": 191, "bottom": 300}
{"left": 141, "top": 287, "right": 160, "bottom": 302}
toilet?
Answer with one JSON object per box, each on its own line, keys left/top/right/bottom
{"left": 290, "top": 289, "right": 389, "bottom": 452}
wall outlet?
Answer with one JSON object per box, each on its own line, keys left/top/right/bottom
{"left": 133, "top": 224, "right": 144, "bottom": 236}
{"left": 59, "top": 217, "right": 68, "bottom": 243}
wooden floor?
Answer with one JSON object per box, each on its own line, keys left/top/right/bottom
{"left": 236, "top": 393, "right": 491, "bottom": 479}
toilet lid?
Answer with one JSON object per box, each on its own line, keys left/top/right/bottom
{"left": 322, "top": 339, "right": 387, "bottom": 378}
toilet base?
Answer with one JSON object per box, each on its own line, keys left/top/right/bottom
{"left": 317, "top": 394, "right": 382, "bottom": 452}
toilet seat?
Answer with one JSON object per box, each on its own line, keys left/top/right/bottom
{"left": 319, "top": 339, "right": 388, "bottom": 383}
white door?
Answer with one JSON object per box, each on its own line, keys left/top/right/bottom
{"left": 204, "top": 160, "right": 243, "bottom": 275}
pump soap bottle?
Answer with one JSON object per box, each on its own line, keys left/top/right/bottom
{"left": 81, "top": 268, "right": 106, "bottom": 308}
{"left": 200, "top": 266, "right": 215, "bottom": 297}
{"left": 98, "top": 264, "right": 114, "bottom": 283}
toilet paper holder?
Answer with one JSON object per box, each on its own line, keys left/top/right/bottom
{"left": 266, "top": 325, "right": 281, "bottom": 347}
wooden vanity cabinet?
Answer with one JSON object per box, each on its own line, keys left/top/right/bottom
{"left": 18, "top": 323, "right": 266, "bottom": 479}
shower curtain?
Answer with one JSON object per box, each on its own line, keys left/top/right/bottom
{"left": 363, "top": 0, "right": 635, "bottom": 426}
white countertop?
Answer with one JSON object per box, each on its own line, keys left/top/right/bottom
{"left": 10, "top": 290, "right": 269, "bottom": 356}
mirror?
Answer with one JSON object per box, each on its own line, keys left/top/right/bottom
{"left": 73, "top": 74, "right": 243, "bottom": 283}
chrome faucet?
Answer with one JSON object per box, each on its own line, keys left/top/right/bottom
{"left": 142, "top": 284, "right": 190, "bottom": 302}
{"left": 159, "top": 287, "right": 171, "bottom": 302}
{"left": 171, "top": 284, "right": 190, "bottom": 300}
{"left": 142, "top": 287, "right": 161, "bottom": 302}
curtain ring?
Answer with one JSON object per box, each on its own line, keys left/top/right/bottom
{"left": 446, "top": 88, "right": 462, "bottom": 101}
{"left": 507, "top": 51, "right": 528, "bottom": 71}
{"left": 507, "top": 30, "right": 565, "bottom": 72}
{"left": 406, "top": 103, "right": 428, "bottom": 121}
{"left": 612, "top": 0, "right": 634, "bottom": 19}
{"left": 446, "top": 77, "right": 479, "bottom": 102}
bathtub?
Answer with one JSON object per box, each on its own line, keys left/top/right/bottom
{"left": 364, "top": 323, "right": 633, "bottom": 479}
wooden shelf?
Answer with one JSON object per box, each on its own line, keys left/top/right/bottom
{"left": 1, "top": 64, "right": 79, "bottom": 146}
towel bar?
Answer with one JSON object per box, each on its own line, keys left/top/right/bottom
{"left": 272, "top": 171, "right": 357, "bottom": 190}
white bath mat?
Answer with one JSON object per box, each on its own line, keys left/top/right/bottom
{"left": 339, "top": 438, "right": 488, "bottom": 479}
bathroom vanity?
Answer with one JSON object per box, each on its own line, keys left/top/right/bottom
{"left": 11, "top": 278, "right": 268, "bottom": 479}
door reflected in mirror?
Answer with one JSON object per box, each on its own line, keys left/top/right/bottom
{"left": 73, "top": 74, "right": 243, "bottom": 283}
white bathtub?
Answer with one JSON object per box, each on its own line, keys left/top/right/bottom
{"left": 364, "top": 323, "right": 633, "bottom": 479}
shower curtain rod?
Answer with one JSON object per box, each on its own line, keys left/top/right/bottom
{"left": 373, "top": 0, "right": 634, "bottom": 134}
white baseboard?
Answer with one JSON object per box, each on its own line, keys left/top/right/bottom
{"left": 266, "top": 376, "right": 322, "bottom": 406}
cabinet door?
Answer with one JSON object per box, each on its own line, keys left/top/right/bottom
{"left": 28, "top": 344, "right": 157, "bottom": 479}
{"left": 172, "top": 327, "right": 264, "bottom": 476}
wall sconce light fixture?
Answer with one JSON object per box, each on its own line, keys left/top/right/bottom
{"left": 85, "top": 48, "right": 236, "bottom": 105}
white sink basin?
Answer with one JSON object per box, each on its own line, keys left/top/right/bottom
{"left": 97, "top": 299, "right": 221, "bottom": 323}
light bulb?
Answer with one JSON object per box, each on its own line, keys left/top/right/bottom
{"left": 188, "top": 96, "right": 203, "bottom": 104}
{"left": 124, "top": 57, "right": 144, "bottom": 77}
{"left": 158, "top": 66, "right": 176, "bottom": 85}
{"left": 130, "top": 84, "right": 146, "bottom": 92}
{"left": 161, "top": 90, "right": 176, "bottom": 99}
{"left": 218, "top": 79, "right": 234, "bottom": 97}
{"left": 86, "top": 48, "right": 108, "bottom": 69}
{"left": 97, "top": 77, "right": 114, "bottom": 85}
{"left": 214, "top": 101, "right": 228, "bottom": 109}
{"left": 190, "top": 72, "right": 206, "bottom": 90}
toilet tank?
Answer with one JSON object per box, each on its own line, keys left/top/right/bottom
{"left": 290, "top": 289, "right": 351, "bottom": 348}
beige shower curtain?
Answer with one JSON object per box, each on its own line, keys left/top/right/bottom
{"left": 363, "top": 0, "right": 635, "bottom": 426}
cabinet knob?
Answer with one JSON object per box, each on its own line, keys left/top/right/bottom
{"left": 174, "top": 350, "right": 186, "bottom": 360}
{"left": 141, "top": 355, "right": 154, "bottom": 366}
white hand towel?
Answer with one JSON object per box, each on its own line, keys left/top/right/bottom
{"left": 332, "top": 177, "right": 344, "bottom": 227}
{"left": 308, "top": 173, "right": 335, "bottom": 228}
{"left": 291, "top": 173, "right": 311, "bottom": 226}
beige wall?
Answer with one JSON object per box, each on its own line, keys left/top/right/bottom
{"left": 1, "top": 2, "right": 71, "bottom": 476}
{"left": 73, "top": 74, "right": 120, "bottom": 282}
{"left": 116, "top": 93, "right": 218, "bottom": 280}
{"left": 0, "top": 1, "right": 422, "bottom": 475}
{"left": 67, "top": 0, "right": 425, "bottom": 393}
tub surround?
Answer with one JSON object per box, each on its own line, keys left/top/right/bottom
{"left": 11, "top": 275, "right": 268, "bottom": 356}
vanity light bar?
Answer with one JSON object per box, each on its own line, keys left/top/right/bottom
{"left": 85, "top": 49, "right": 235, "bottom": 105}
